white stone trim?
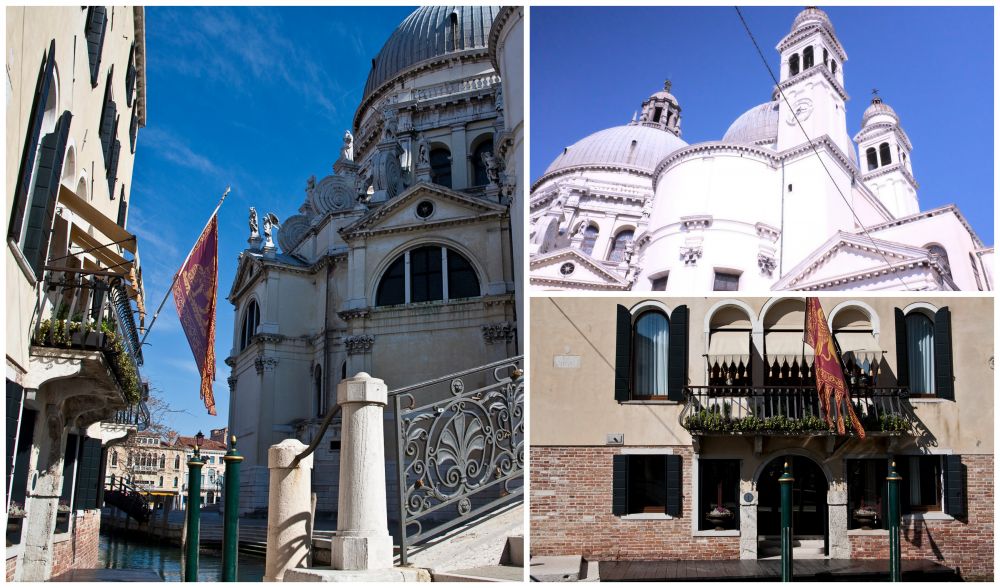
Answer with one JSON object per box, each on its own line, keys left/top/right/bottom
{"left": 628, "top": 299, "right": 673, "bottom": 319}
{"left": 827, "top": 300, "right": 881, "bottom": 337}
{"left": 693, "top": 529, "right": 740, "bottom": 537}
{"left": 901, "top": 301, "right": 939, "bottom": 317}
{"left": 621, "top": 513, "right": 674, "bottom": 520}
{"left": 620, "top": 447, "right": 674, "bottom": 455}
{"left": 902, "top": 512, "right": 955, "bottom": 522}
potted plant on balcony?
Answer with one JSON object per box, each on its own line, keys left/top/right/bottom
{"left": 853, "top": 502, "right": 878, "bottom": 530}
{"left": 7, "top": 502, "right": 26, "bottom": 546}
{"left": 705, "top": 482, "right": 734, "bottom": 530}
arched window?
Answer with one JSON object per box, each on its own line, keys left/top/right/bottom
{"left": 608, "top": 230, "right": 634, "bottom": 262}
{"left": 762, "top": 299, "right": 813, "bottom": 386}
{"left": 823, "top": 48, "right": 829, "bottom": 67}
{"left": 831, "top": 60, "right": 838, "bottom": 75}
{"left": 905, "top": 312, "right": 935, "bottom": 394}
{"left": 239, "top": 300, "right": 260, "bottom": 351}
{"left": 926, "top": 244, "right": 951, "bottom": 277}
{"left": 341, "top": 360, "right": 347, "bottom": 380}
{"left": 831, "top": 306, "right": 880, "bottom": 388}
{"left": 174, "top": 455, "right": 180, "bottom": 469}
{"left": 173, "top": 477, "right": 178, "bottom": 488}
{"left": 707, "top": 305, "right": 753, "bottom": 386}
{"left": 111, "top": 451, "right": 118, "bottom": 466}
{"left": 375, "top": 246, "right": 481, "bottom": 306}
{"left": 879, "top": 142, "right": 892, "bottom": 166}
{"left": 430, "top": 147, "right": 452, "bottom": 188}
{"left": 632, "top": 311, "right": 669, "bottom": 397}
{"left": 314, "top": 365, "right": 324, "bottom": 418}
{"left": 471, "top": 138, "right": 494, "bottom": 187}
{"left": 803, "top": 46, "right": 814, "bottom": 69}
{"left": 448, "top": 11, "right": 460, "bottom": 51}
{"left": 789, "top": 53, "right": 800, "bottom": 76}
{"left": 159, "top": 454, "right": 165, "bottom": 469}
{"left": 580, "top": 225, "right": 599, "bottom": 256}
{"left": 865, "top": 147, "right": 878, "bottom": 171}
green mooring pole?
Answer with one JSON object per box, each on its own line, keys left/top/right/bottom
{"left": 221, "top": 436, "right": 243, "bottom": 582}
{"left": 779, "top": 460, "right": 794, "bottom": 582}
{"left": 887, "top": 460, "right": 902, "bottom": 582}
{"left": 184, "top": 449, "right": 204, "bottom": 582}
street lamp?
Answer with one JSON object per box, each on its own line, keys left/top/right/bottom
{"left": 195, "top": 431, "right": 205, "bottom": 458}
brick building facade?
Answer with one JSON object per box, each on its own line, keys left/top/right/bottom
{"left": 530, "top": 296, "right": 993, "bottom": 580}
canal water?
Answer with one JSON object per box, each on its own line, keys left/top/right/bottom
{"left": 99, "top": 530, "right": 265, "bottom": 582}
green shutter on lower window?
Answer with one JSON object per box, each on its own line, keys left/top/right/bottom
{"left": 612, "top": 454, "right": 629, "bottom": 515}
{"left": 614, "top": 304, "right": 632, "bottom": 402}
{"left": 943, "top": 455, "right": 965, "bottom": 517}
{"left": 665, "top": 454, "right": 682, "bottom": 517}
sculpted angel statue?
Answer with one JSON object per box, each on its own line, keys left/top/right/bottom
{"left": 416, "top": 134, "right": 430, "bottom": 166}
{"left": 262, "top": 212, "right": 281, "bottom": 247}
{"left": 341, "top": 131, "right": 354, "bottom": 162}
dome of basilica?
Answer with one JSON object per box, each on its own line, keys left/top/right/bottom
{"left": 362, "top": 6, "right": 500, "bottom": 101}
{"left": 861, "top": 96, "right": 899, "bottom": 127}
{"left": 542, "top": 124, "right": 689, "bottom": 179}
{"left": 722, "top": 100, "right": 780, "bottom": 147}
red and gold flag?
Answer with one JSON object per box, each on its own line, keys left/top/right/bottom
{"left": 804, "top": 297, "right": 865, "bottom": 439}
{"left": 172, "top": 215, "right": 219, "bottom": 416}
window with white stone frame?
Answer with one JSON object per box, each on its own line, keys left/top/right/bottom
{"left": 611, "top": 454, "right": 682, "bottom": 517}
{"left": 239, "top": 299, "right": 260, "bottom": 352}
{"left": 847, "top": 458, "right": 887, "bottom": 530}
{"left": 375, "top": 245, "right": 481, "bottom": 306}
{"left": 608, "top": 230, "right": 633, "bottom": 262}
{"left": 697, "top": 459, "right": 740, "bottom": 530}
{"left": 713, "top": 271, "right": 740, "bottom": 291}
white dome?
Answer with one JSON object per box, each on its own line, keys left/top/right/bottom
{"left": 722, "top": 101, "right": 779, "bottom": 146}
{"left": 542, "top": 125, "right": 688, "bottom": 178}
{"left": 861, "top": 97, "right": 899, "bottom": 127}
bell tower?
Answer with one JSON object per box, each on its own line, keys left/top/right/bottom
{"left": 774, "top": 7, "right": 851, "bottom": 154}
{"left": 853, "top": 92, "right": 919, "bottom": 217}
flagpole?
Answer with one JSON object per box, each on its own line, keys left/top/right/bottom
{"left": 139, "top": 186, "right": 231, "bottom": 347}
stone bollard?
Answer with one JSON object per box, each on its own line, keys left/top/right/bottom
{"left": 264, "top": 439, "right": 313, "bottom": 582}
{"left": 330, "top": 372, "right": 394, "bottom": 571}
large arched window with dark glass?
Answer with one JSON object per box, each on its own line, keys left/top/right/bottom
{"left": 632, "top": 311, "right": 669, "bottom": 398}
{"left": 608, "top": 230, "right": 634, "bottom": 262}
{"left": 580, "top": 225, "right": 599, "bottom": 256}
{"left": 239, "top": 300, "right": 260, "bottom": 351}
{"left": 879, "top": 142, "right": 892, "bottom": 166}
{"left": 471, "top": 138, "right": 494, "bottom": 187}
{"left": 430, "top": 148, "right": 452, "bottom": 188}
{"left": 375, "top": 246, "right": 481, "bottom": 306}
{"left": 865, "top": 147, "right": 878, "bottom": 171}
{"left": 789, "top": 53, "right": 800, "bottom": 77}
{"left": 803, "top": 46, "right": 814, "bottom": 69}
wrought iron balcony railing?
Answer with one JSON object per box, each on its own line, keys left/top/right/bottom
{"left": 680, "top": 385, "right": 913, "bottom": 436}
{"left": 32, "top": 268, "right": 144, "bottom": 404}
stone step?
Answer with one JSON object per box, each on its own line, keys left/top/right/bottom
{"left": 432, "top": 565, "right": 524, "bottom": 582}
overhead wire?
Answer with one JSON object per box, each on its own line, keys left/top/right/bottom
{"left": 734, "top": 6, "right": 914, "bottom": 291}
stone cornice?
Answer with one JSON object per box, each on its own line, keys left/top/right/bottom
{"left": 488, "top": 7, "right": 520, "bottom": 72}
{"left": 776, "top": 23, "right": 847, "bottom": 62}
{"left": 861, "top": 162, "right": 919, "bottom": 191}
{"left": 862, "top": 204, "right": 986, "bottom": 249}
{"left": 531, "top": 163, "right": 655, "bottom": 193}
{"left": 652, "top": 142, "right": 778, "bottom": 188}
{"left": 529, "top": 275, "right": 630, "bottom": 291}
{"left": 787, "top": 259, "right": 951, "bottom": 292}
{"left": 852, "top": 122, "right": 913, "bottom": 151}
{"left": 530, "top": 247, "right": 626, "bottom": 284}
{"left": 777, "top": 64, "right": 849, "bottom": 102}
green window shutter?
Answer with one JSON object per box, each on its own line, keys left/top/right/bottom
{"left": 942, "top": 455, "right": 965, "bottom": 517}
{"left": 99, "top": 99, "right": 117, "bottom": 166}
{"left": 894, "top": 308, "right": 909, "bottom": 387}
{"left": 59, "top": 434, "right": 79, "bottom": 504}
{"left": 106, "top": 138, "right": 121, "bottom": 197}
{"left": 6, "top": 381, "right": 24, "bottom": 496}
{"left": 85, "top": 6, "right": 107, "bottom": 87}
{"left": 934, "top": 307, "right": 954, "bottom": 400}
{"left": 667, "top": 305, "right": 689, "bottom": 401}
{"left": 612, "top": 454, "right": 629, "bottom": 515}
{"left": 22, "top": 111, "right": 73, "bottom": 280}
{"left": 73, "top": 437, "right": 103, "bottom": 510}
{"left": 614, "top": 304, "right": 632, "bottom": 402}
{"left": 11, "top": 409, "right": 36, "bottom": 506}
{"left": 9, "top": 41, "right": 55, "bottom": 244}
{"left": 665, "top": 454, "right": 682, "bottom": 517}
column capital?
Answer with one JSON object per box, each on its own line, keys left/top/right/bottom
{"left": 337, "top": 372, "right": 387, "bottom": 407}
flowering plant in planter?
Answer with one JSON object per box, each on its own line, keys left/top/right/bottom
{"left": 709, "top": 505, "right": 733, "bottom": 517}
{"left": 8, "top": 502, "right": 26, "bottom": 518}
{"left": 57, "top": 500, "right": 72, "bottom": 513}
{"left": 854, "top": 505, "right": 878, "bottom": 517}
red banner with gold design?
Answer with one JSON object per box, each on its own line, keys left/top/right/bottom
{"left": 172, "top": 215, "right": 218, "bottom": 416}
{"left": 804, "top": 297, "right": 865, "bottom": 439}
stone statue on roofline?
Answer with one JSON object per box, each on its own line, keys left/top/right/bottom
{"left": 340, "top": 130, "right": 354, "bottom": 162}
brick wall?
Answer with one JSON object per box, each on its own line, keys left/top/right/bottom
{"left": 849, "top": 454, "right": 993, "bottom": 581}
{"left": 6, "top": 556, "right": 15, "bottom": 582}
{"left": 531, "top": 446, "right": 740, "bottom": 560}
{"left": 51, "top": 508, "right": 101, "bottom": 577}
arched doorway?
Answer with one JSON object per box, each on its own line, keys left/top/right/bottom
{"left": 757, "top": 455, "right": 828, "bottom": 557}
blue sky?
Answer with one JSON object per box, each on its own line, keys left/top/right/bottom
{"left": 130, "top": 7, "right": 414, "bottom": 436}
{"left": 530, "top": 6, "right": 994, "bottom": 243}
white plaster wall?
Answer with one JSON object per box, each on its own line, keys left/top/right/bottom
{"left": 868, "top": 212, "right": 986, "bottom": 290}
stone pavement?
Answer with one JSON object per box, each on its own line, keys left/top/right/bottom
{"left": 50, "top": 568, "right": 163, "bottom": 581}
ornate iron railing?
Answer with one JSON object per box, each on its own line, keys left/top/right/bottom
{"left": 32, "top": 268, "right": 143, "bottom": 403}
{"left": 391, "top": 356, "right": 523, "bottom": 566}
{"left": 680, "top": 385, "right": 914, "bottom": 436}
